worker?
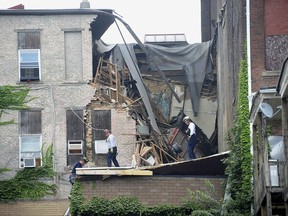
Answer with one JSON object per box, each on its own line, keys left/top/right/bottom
{"left": 69, "top": 156, "right": 89, "bottom": 185}
{"left": 103, "top": 129, "right": 120, "bottom": 167}
{"left": 183, "top": 116, "right": 197, "bottom": 160}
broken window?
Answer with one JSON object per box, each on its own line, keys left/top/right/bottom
{"left": 18, "top": 31, "right": 41, "bottom": 81}
{"left": 66, "top": 109, "right": 85, "bottom": 166}
{"left": 19, "top": 110, "right": 42, "bottom": 168}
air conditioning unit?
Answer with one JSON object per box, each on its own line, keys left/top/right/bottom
{"left": 68, "top": 140, "right": 83, "bottom": 155}
{"left": 95, "top": 140, "right": 108, "bottom": 154}
{"left": 23, "top": 158, "right": 36, "bottom": 167}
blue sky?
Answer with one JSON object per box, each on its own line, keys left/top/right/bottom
{"left": 0, "top": 0, "right": 201, "bottom": 44}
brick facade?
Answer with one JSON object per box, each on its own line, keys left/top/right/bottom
{"left": 0, "top": 11, "right": 134, "bottom": 200}
{"left": 0, "top": 200, "right": 69, "bottom": 216}
{"left": 81, "top": 176, "right": 225, "bottom": 206}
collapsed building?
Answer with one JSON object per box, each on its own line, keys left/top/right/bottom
{"left": 87, "top": 28, "right": 218, "bottom": 167}
{"left": 0, "top": 2, "right": 226, "bottom": 215}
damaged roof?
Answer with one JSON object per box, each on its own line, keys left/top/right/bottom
{"left": 76, "top": 152, "right": 228, "bottom": 177}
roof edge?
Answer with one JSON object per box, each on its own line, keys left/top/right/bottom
{"left": 0, "top": 8, "right": 114, "bottom": 16}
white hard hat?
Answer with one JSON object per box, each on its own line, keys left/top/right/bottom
{"left": 183, "top": 116, "right": 190, "bottom": 121}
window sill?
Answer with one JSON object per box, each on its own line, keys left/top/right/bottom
{"left": 16, "top": 80, "right": 44, "bottom": 85}
{"left": 262, "top": 71, "right": 280, "bottom": 77}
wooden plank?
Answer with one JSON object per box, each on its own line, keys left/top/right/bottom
{"left": 151, "top": 144, "right": 161, "bottom": 165}
{"left": 135, "top": 143, "right": 141, "bottom": 166}
{"left": 140, "top": 146, "right": 152, "bottom": 157}
{"left": 76, "top": 168, "right": 152, "bottom": 176}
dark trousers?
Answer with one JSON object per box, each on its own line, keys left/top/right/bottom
{"left": 188, "top": 134, "right": 196, "bottom": 159}
{"left": 107, "top": 147, "right": 120, "bottom": 167}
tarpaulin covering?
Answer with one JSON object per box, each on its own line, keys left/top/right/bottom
{"left": 145, "top": 40, "right": 213, "bottom": 116}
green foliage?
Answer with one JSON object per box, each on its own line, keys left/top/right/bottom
{"left": 223, "top": 44, "right": 252, "bottom": 214}
{"left": 69, "top": 181, "right": 221, "bottom": 216}
{"left": 69, "top": 182, "right": 85, "bottom": 215}
{"left": 0, "top": 168, "right": 10, "bottom": 174}
{"left": 190, "top": 210, "right": 214, "bottom": 216}
{"left": 0, "top": 85, "right": 33, "bottom": 126}
{"left": 143, "top": 204, "right": 186, "bottom": 216}
{"left": 0, "top": 144, "right": 56, "bottom": 201}
{"left": 182, "top": 180, "right": 222, "bottom": 216}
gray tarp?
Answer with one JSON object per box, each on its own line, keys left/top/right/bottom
{"left": 145, "top": 41, "right": 213, "bottom": 116}
{"left": 96, "top": 40, "right": 213, "bottom": 131}
{"left": 95, "top": 39, "right": 117, "bottom": 54}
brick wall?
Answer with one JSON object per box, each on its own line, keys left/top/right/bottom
{"left": 0, "top": 200, "right": 69, "bottom": 216}
{"left": 250, "top": 0, "right": 280, "bottom": 91}
{"left": 111, "top": 109, "right": 136, "bottom": 167}
{"left": 81, "top": 176, "right": 225, "bottom": 206}
{"left": 0, "top": 13, "right": 97, "bottom": 199}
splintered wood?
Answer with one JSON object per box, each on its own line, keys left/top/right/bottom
{"left": 92, "top": 57, "right": 180, "bottom": 168}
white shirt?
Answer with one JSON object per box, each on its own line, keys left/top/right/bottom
{"left": 106, "top": 134, "right": 117, "bottom": 149}
{"left": 188, "top": 122, "right": 196, "bottom": 136}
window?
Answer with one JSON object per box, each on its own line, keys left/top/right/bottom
{"left": 66, "top": 109, "right": 85, "bottom": 166}
{"left": 19, "top": 49, "right": 40, "bottom": 81}
{"left": 19, "top": 110, "right": 42, "bottom": 168}
{"left": 20, "top": 134, "right": 42, "bottom": 168}
{"left": 18, "top": 31, "right": 41, "bottom": 81}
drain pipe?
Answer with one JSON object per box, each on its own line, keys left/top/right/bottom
{"left": 246, "top": 0, "right": 254, "bottom": 215}
{"left": 246, "top": 0, "right": 252, "bottom": 109}
{"left": 63, "top": 206, "right": 70, "bottom": 216}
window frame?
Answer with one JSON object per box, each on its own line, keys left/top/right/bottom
{"left": 19, "top": 134, "right": 42, "bottom": 168}
{"left": 18, "top": 49, "right": 41, "bottom": 81}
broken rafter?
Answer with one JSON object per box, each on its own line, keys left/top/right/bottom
{"left": 150, "top": 142, "right": 178, "bottom": 162}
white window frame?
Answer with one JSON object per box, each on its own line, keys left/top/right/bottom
{"left": 18, "top": 49, "right": 41, "bottom": 81}
{"left": 19, "top": 134, "right": 42, "bottom": 168}
{"left": 68, "top": 140, "right": 83, "bottom": 155}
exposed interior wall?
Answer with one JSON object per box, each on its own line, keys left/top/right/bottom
{"left": 170, "top": 85, "right": 217, "bottom": 139}
{"left": 85, "top": 101, "right": 136, "bottom": 168}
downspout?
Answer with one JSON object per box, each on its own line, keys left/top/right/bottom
{"left": 246, "top": 0, "right": 253, "bottom": 214}
{"left": 247, "top": 0, "right": 252, "bottom": 110}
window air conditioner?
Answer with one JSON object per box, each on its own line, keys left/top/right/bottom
{"left": 23, "top": 158, "right": 36, "bottom": 167}
{"left": 95, "top": 140, "right": 108, "bottom": 154}
{"left": 68, "top": 140, "right": 83, "bottom": 155}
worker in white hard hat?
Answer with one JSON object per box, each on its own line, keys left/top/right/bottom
{"left": 183, "top": 116, "right": 197, "bottom": 160}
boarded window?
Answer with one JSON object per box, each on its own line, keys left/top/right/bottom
{"left": 19, "top": 110, "right": 42, "bottom": 168}
{"left": 92, "top": 110, "right": 111, "bottom": 140}
{"left": 18, "top": 32, "right": 40, "bottom": 49}
{"left": 64, "top": 31, "right": 83, "bottom": 81}
{"left": 66, "top": 109, "right": 85, "bottom": 166}
{"left": 92, "top": 110, "right": 111, "bottom": 166}
{"left": 20, "top": 110, "right": 42, "bottom": 134}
